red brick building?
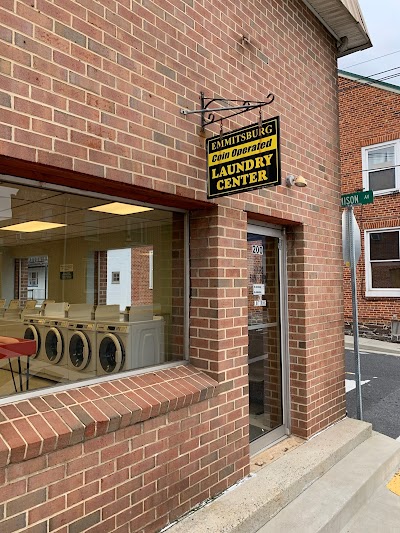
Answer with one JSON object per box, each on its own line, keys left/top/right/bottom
{"left": 0, "top": 2, "right": 369, "bottom": 532}
{"left": 339, "top": 71, "right": 400, "bottom": 341}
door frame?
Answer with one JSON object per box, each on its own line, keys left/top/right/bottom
{"left": 248, "top": 223, "right": 291, "bottom": 455}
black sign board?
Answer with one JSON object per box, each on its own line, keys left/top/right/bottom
{"left": 207, "top": 117, "right": 280, "bottom": 199}
{"left": 60, "top": 272, "right": 73, "bottom": 280}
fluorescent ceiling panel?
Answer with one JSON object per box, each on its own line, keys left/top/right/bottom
{"left": 0, "top": 221, "right": 66, "bottom": 233}
{"left": 89, "top": 202, "right": 153, "bottom": 215}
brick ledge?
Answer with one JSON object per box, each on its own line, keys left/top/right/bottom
{"left": 0, "top": 365, "right": 218, "bottom": 467}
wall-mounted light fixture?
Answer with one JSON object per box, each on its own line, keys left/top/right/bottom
{"left": 286, "top": 175, "right": 307, "bottom": 188}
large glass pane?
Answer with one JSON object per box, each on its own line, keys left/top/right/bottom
{"left": 368, "top": 145, "right": 396, "bottom": 192}
{"left": 0, "top": 179, "right": 185, "bottom": 398}
{"left": 370, "top": 231, "right": 399, "bottom": 260}
{"left": 369, "top": 168, "right": 395, "bottom": 192}
{"left": 368, "top": 145, "right": 395, "bottom": 170}
{"left": 371, "top": 261, "right": 400, "bottom": 288}
{"left": 247, "top": 233, "right": 282, "bottom": 443}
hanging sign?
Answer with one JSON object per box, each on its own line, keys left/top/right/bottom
{"left": 207, "top": 117, "right": 280, "bottom": 199}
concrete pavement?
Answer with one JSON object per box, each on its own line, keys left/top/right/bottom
{"left": 345, "top": 335, "right": 400, "bottom": 356}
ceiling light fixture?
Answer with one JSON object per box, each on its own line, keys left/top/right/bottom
{"left": 89, "top": 202, "right": 154, "bottom": 215}
{"left": 0, "top": 221, "right": 66, "bottom": 233}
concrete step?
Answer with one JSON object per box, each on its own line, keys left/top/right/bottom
{"left": 340, "top": 482, "right": 400, "bottom": 533}
{"left": 165, "top": 418, "right": 372, "bottom": 533}
{"left": 258, "top": 432, "right": 400, "bottom": 533}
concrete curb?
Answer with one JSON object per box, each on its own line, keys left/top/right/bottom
{"left": 165, "top": 418, "right": 372, "bottom": 533}
{"left": 345, "top": 335, "right": 400, "bottom": 356}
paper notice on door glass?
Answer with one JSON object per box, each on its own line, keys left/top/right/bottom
{"left": 254, "top": 299, "right": 267, "bottom": 306}
{"left": 253, "top": 284, "right": 265, "bottom": 295}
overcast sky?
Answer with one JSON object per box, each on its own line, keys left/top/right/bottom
{"left": 338, "top": 0, "right": 400, "bottom": 86}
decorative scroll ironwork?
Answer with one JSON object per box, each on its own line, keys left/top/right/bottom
{"left": 180, "top": 92, "right": 275, "bottom": 131}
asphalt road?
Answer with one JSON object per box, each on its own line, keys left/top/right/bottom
{"left": 345, "top": 348, "right": 400, "bottom": 439}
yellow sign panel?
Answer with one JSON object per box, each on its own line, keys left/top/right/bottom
{"left": 207, "top": 117, "right": 280, "bottom": 199}
{"left": 387, "top": 470, "right": 400, "bottom": 496}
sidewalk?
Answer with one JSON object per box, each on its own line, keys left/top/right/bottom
{"left": 345, "top": 335, "right": 400, "bottom": 356}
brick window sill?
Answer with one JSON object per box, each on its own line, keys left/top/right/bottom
{"left": 0, "top": 365, "right": 218, "bottom": 467}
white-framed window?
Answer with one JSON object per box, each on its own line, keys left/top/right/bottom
{"left": 28, "top": 270, "right": 38, "bottom": 287}
{"left": 365, "top": 228, "right": 400, "bottom": 297}
{"left": 111, "top": 271, "right": 120, "bottom": 284}
{"left": 362, "top": 140, "right": 400, "bottom": 195}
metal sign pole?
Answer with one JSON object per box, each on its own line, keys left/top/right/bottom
{"left": 347, "top": 206, "right": 363, "bottom": 420}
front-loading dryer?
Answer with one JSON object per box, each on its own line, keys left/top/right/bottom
{"left": 67, "top": 321, "right": 97, "bottom": 380}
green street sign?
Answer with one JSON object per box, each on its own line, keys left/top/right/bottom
{"left": 341, "top": 190, "right": 373, "bottom": 208}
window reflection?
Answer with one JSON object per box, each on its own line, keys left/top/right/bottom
{"left": 0, "top": 179, "right": 185, "bottom": 398}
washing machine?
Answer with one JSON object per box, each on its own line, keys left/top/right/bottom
{"left": 66, "top": 320, "right": 97, "bottom": 381}
{"left": 40, "top": 317, "right": 69, "bottom": 381}
{"left": 37, "top": 302, "right": 69, "bottom": 382}
{"left": 0, "top": 299, "right": 24, "bottom": 339}
{"left": 0, "top": 299, "right": 6, "bottom": 318}
{"left": 127, "top": 306, "right": 165, "bottom": 369}
{"left": 96, "top": 316, "right": 165, "bottom": 376}
{"left": 95, "top": 321, "right": 130, "bottom": 376}
{"left": 22, "top": 314, "right": 43, "bottom": 360}
{"left": 64, "top": 304, "right": 96, "bottom": 381}
{"left": 5, "top": 314, "right": 46, "bottom": 377}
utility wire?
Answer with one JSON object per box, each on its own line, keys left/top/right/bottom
{"left": 339, "top": 65, "right": 400, "bottom": 81}
{"left": 342, "top": 49, "right": 400, "bottom": 68}
{"left": 338, "top": 67, "right": 400, "bottom": 93}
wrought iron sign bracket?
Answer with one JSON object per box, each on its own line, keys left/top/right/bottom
{"left": 180, "top": 92, "right": 275, "bottom": 132}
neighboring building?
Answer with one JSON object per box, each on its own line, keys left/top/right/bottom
{"left": 0, "top": 2, "right": 369, "bottom": 531}
{"left": 339, "top": 71, "right": 400, "bottom": 341}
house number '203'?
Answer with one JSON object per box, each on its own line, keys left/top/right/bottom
{"left": 252, "top": 245, "right": 263, "bottom": 255}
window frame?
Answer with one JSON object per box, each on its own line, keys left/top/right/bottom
{"left": 365, "top": 227, "right": 400, "bottom": 297}
{"left": 149, "top": 250, "right": 153, "bottom": 290}
{"left": 362, "top": 139, "right": 400, "bottom": 196}
{"left": 0, "top": 173, "right": 190, "bottom": 404}
{"left": 28, "top": 270, "right": 39, "bottom": 287}
{"left": 111, "top": 271, "right": 120, "bottom": 284}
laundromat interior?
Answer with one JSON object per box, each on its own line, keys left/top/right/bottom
{"left": 0, "top": 176, "right": 185, "bottom": 398}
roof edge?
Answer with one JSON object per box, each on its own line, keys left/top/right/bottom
{"left": 302, "top": 0, "right": 372, "bottom": 57}
{"left": 338, "top": 70, "right": 400, "bottom": 95}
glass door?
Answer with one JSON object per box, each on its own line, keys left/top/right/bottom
{"left": 247, "top": 225, "right": 288, "bottom": 451}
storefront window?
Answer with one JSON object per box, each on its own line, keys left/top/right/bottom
{"left": 0, "top": 178, "right": 186, "bottom": 398}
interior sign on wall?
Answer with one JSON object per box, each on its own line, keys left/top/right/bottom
{"left": 207, "top": 116, "right": 280, "bottom": 199}
{"left": 60, "top": 264, "right": 74, "bottom": 280}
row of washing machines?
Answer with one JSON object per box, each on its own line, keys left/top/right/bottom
{"left": 3, "top": 302, "right": 164, "bottom": 383}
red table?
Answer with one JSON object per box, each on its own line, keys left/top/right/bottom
{"left": 0, "top": 337, "right": 37, "bottom": 393}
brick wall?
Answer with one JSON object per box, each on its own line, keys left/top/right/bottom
{"left": 131, "top": 246, "right": 153, "bottom": 305}
{"left": 0, "top": 367, "right": 246, "bottom": 532}
{"left": 0, "top": 0, "right": 345, "bottom": 530}
{"left": 339, "top": 75, "right": 400, "bottom": 336}
{"left": 95, "top": 251, "right": 107, "bottom": 306}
